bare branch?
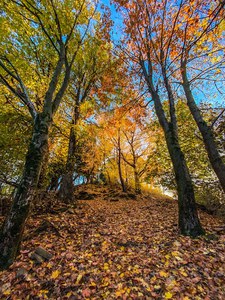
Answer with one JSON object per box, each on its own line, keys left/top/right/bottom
{"left": 0, "top": 59, "right": 37, "bottom": 119}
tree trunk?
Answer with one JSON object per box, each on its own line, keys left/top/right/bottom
{"left": 118, "top": 151, "right": 126, "bottom": 192}
{"left": 156, "top": 60, "right": 203, "bottom": 236}
{"left": 117, "top": 131, "right": 126, "bottom": 193}
{"left": 37, "top": 143, "right": 49, "bottom": 189}
{"left": 181, "top": 64, "right": 225, "bottom": 193}
{"left": 134, "top": 169, "right": 141, "bottom": 194}
{"left": 0, "top": 112, "right": 51, "bottom": 270}
{"left": 58, "top": 126, "right": 76, "bottom": 202}
{"left": 59, "top": 100, "right": 80, "bottom": 202}
{"left": 165, "top": 125, "right": 204, "bottom": 236}
{"left": 153, "top": 91, "right": 204, "bottom": 237}
{"left": 48, "top": 174, "right": 60, "bottom": 192}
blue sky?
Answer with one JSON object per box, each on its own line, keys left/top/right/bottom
{"left": 99, "top": 0, "right": 124, "bottom": 42}
{"left": 98, "top": 0, "right": 225, "bottom": 107}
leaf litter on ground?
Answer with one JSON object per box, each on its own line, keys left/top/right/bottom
{"left": 0, "top": 185, "right": 224, "bottom": 299}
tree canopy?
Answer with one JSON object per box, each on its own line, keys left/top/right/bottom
{"left": 0, "top": 0, "right": 224, "bottom": 298}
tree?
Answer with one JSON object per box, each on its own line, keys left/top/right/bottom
{"left": 120, "top": 110, "right": 153, "bottom": 194}
{"left": 59, "top": 33, "right": 112, "bottom": 201}
{"left": 114, "top": 0, "right": 204, "bottom": 236}
{"left": 0, "top": 91, "right": 32, "bottom": 191}
{"left": 178, "top": 2, "right": 225, "bottom": 193}
{"left": 0, "top": 0, "right": 97, "bottom": 269}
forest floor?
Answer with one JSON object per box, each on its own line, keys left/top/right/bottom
{"left": 0, "top": 184, "right": 224, "bottom": 300}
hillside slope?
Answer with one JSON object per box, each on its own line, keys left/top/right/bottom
{"left": 0, "top": 185, "right": 224, "bottom": 299}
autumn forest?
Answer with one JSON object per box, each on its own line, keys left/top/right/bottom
{"left": 0, "top": 0, "right": 225, "bottom": 299}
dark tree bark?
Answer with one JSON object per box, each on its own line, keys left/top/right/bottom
{"left": 0, "top": 41, "right": 76, "bottom": 269}
{"left": 117, "top": 129, "right": 127, "bottom": 192}
{"left": 0, "top": 112, "right": 51, "bottom": 269}
{"left": 164, "top": 121, "right": 204, "bottom": 236}
{"left": 140, "top": 59, "right": 204, "bottom": 237}
{"left": 0, "top": 0, "right": 93, "bottom": 268}
{"left": 59, "top": 50, "right": 101, "bottom": 199}
{"left": 134, "top": 168, "right": 141, "bottom": 194}
{"left": 154, "top": 91, "right": 204, "bottom": 236}
{"left": 58, "top": 98, "right": 80, "bottom": 202}
{"left": 48, "top": 175, "right": 60, "bottom": 192}
{"left": 58, "top": 126, "right": 76, "bottom": 202}
{"left": 181, "top": 62, "right": 225, "bottom": 193}
{"left": 37, "top": 143, "right": 49, "bottom": 189}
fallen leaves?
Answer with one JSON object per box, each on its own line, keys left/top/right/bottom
{"left": 50, "top": 270, "right": 60, "bottom": 279}
{"left": 165, "top": 291, "right": 173, "bottom": 299}
{"left": 0, "top": 185, "right": 224, "bottom": 299}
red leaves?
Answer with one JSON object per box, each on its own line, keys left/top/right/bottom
{"left": 82, "top": 288, "right": 91, "bottom": 298}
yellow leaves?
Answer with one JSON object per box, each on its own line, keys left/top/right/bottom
{"left": 150, "top": 275, "right": 157, "bottom": 283}
{"left": 50, "top": 270, "right": 60, "bottom": 279}
{"left": 211, "top": 56, "right": 222, "bottom": 64}
{"left": 115, "top": 283, "right": 126, "bottom": 297}
{"left": 76, "top": 274, "right": 83, "bottom": 284}
{"left": 101, "top": 240, "right": 109, "bottom": 251}
{"left": 66, "top": 291, "right": 73, "bottom": 298}
{"left": 171, "top": 251, "right": 179, "bottom": 257}
{"left": 115, "top": 289, "right": 124, "bottom": 297}
{"left": 160, "top": 270, "right": 168, "bottom": 277}
{"left": 46, "top": 262, "right": 53, "bottom": 268}
{"left": 217, "top": 19, "right": 225, "bottom": 36}
{"left": 115, "top": 285, "right": 131, "bottom": 297}
{"left": 70, "top": 265, "right": 77, "bottom": 271}
{"left": 103, "top": 263, "right": 109, "bottom": 271}
{"left": 90, "top": 281, "right": 96, "bottom": 287}
{"left": 164, "top": 291, "right": 173, "bottom": 299}
{"left": 197, "top": 285, "right": 204, "bottom": 292}
{"left": 179, "top": 268, "right": 188, "bottom": 277}
{"left": 3, "top": 289, "right": 11, "bottom": 296}
{"left": 165, "top": 260, "right": 169, "bottom": 267}
{"left": 37, "top": 290, "right": 48, "bottom": 299}
{"left": 171, "top": 251, "right": 183, "bottom": 261}
{"left": 101, "top": 277, "right": 110, "bottom": 287}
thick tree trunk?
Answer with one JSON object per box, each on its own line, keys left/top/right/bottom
{"left": 59, "top": 100, "right": 80, "bottom": 202}
{"left": 153, "top": 91, "right": 204, "bottom": 237}
{"left": 59, "top": 172, "right": 74, "bottom": 201}
{"left": 134, "top": 169, "right": 141, "bottom": 194}
{"left": 165, "top": 126, "right": 204, "bottom": 236}
{"left": 37, "top": 143, "right": 49, "bottom": 189}
{"left": 0, "top": 112, "right": 51, "bottom": 270}
{"left": 117, "top": 131, "right": 126, "bottom": 193}
{"left": 154, "top": 61, "right": 203, "bottom": 236}
{"left": 182, "top": 65, "right": 225, "bottom": 193}
{"left": 58, "top": 126, "right": 76, "bottom": 202}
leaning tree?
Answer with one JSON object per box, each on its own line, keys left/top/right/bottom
{"left": 0, "top": 0, "right": 98, "bottom": 269}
